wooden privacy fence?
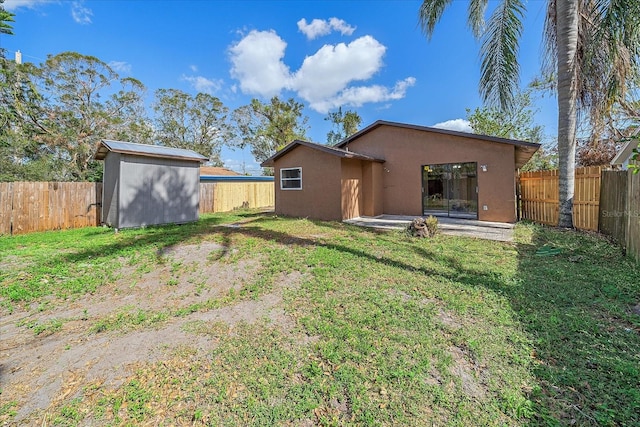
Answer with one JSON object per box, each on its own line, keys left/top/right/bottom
{"left": 519, "top": 167, "right": 640, "bottom": 262}
{"left": 199, "top": 182, "right": 274, "bottom": 214}
{"left": 519, "top": 166, "right": 602, "bottom": 231}
{"left": 599, "top": 170, "right": 640, "bottom": 262}
{"left": 0, "top": 182, "right": 103, "bottom": 236}
{"left": 0, "top": 181, "right": 274, "bottom": 236}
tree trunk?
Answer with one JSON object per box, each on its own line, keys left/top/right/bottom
{"left": 556, "top": 0, "right": 579, "bottom": 228}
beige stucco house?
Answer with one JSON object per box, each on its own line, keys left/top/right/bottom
{"left": 261, "top": 120, "right": 540, "bottom": 223}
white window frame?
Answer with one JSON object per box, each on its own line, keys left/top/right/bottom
{"left": 280, "top": 167, "right": 302, "bottom": 190}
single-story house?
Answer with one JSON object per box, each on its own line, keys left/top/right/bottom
{"left": 261, "top": 120, "right": 540, "bottom": 223}
{"left": 95, "top": 140, "right": 208, "bottom": 229}
{"left": 611, "top": 137, "right": 639, "bottom": 170}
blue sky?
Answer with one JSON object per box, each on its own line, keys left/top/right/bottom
{"left": 2, "top": 0, "right": 556, "bottom": 175}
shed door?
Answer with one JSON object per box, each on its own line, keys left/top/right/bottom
{"left": 422, "top": 163, "right": 478, "bottom": 219}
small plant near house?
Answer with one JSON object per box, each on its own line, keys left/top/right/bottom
{"left": 407, "top": 215, "right": 438, "bottom": 237}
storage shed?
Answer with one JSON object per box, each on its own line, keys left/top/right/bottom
{"left": 95, "top": 140, "right": 208, "bottom": 229}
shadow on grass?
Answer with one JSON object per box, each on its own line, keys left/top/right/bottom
{"left": 57, "top": 215, "right": 232, "bottom": 264}
{"left": 209, "top": 218, "right": 639, "bottom": 426}
{"left": 509, "top": 226, "right": 639, "bottom": 426}
{"left": 52, "top": 214, "right": 640, "bottom": 426}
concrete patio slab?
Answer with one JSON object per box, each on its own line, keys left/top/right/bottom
{"left": 345, "top": 215, "right": 514, "bottom": 242}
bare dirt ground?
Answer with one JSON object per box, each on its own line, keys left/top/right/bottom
{"left": 0, "top": 241, "right": 304, "bottom": 423}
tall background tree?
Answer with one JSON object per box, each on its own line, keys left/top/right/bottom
{"left": 419, "top": 0, "right": 640, "bottom": 228}
{"left": 0, "top": 4, "right": 53, "bottom": 181}
{"left": 466, "top": 89, "right": 556, "bottom": 170}
{"left": 23, "top": 52, "right": 149, "bottom": 181}
{"left": 232, "top": 96, "right": 309, "bottom": 167}
{"left": 0, "top": 1, "right": 14, "bottom": 59}
{"left": 153, "top": 88, "right": 231, "bottom": 165}
{"left": 325, "top": 107, "right": 362, "bottom": 145}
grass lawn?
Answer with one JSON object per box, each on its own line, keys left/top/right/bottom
{"left": 0, "top": 211, "right": 638, "bottom": 426}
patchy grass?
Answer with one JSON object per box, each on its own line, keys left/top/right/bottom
{"left": 0, "top": 212, "right": 638, "bottom": 426}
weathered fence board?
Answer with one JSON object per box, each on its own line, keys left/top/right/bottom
{"left": 599, "top": 171, "right": 628, "bottom": 245}
{"left": 199, "top": 183, "right": 217, "bottom": 214}
{"left": 519, "top": 166, "right": 601, "bottom": 231}
{"left": 626, "top": 172, "right": 640, "bottom": 262}
{"left": 0, "top": 183, "right": 12, "bottom": 235}
{"left": 0, "top": 182, "right": 102, "bottom": 235}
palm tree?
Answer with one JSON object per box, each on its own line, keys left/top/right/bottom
{"left": 419, "top": 0, "right": 640, "bottom": 228}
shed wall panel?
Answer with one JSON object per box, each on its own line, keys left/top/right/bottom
{"left": 118, "top": 155, "right": 200, "bottom": 228}
{"left": 102, "top": 153, "right": 120, "bottom": 227}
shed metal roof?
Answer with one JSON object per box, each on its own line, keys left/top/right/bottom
{"left": 261, "top": 139, "right": 385, "bottom": 167}
{"left": 95, "top": 140, "right": 208, "bottom": 162}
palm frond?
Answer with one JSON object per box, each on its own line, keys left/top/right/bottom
{"left": 418, "top": 0, "right": 454, "bottom": 40}
{"left": 479, "top": 0, "right": 526, "bottom": 110}
{"left": 468, "top": 0, "right": 489, "bottom": 38}
{"left": 575, "top": 0, "right": 640, "bottom": 134}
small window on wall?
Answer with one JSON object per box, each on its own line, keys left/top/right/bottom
{"left": 280, "top": 167, "right": 302, "bottom": 190}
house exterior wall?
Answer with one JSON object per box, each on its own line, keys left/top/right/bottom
{"left": 340, "top": 159, "right": 363, "bottom": 220}
{"left": 102, "top": 152, "right": 121, "bottom": 227}
{"left": 342, "top": 124, "right": 518, "bottom": 222}
{"left": 118, "top": 154, "right": 201, "bottom": 228}
{"left": 273, "top": 146, "right": 343, "bottom": 221}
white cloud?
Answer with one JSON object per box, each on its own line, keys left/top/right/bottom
{"left": 190, "top": 65, "right": 198, "bottom": 72}
{"left": 329, "top": 18, "right": 356, "bottom": 36}
{"left": 432, "top": 119, "right": 473, "bottom": 133}
{"left": 292, "top": 36, "right": 386, "bottom": 103}
{"left": 309, "top": 77, "right": 416, "bottom": 113}
{"left": 228, "top": 31, "right": 415, "bottom": 113}
{"left": 181, "top": 75, "right": 223, "bottom": 94}
{"left": 3, "top": 0, "right": 51, "bottom": 11}
{"left": 108, "top": 61, "right": 131, "bottom": 74}
{"left": 229, "top": 30, "right": 291, "bottom": 98}
{"left": 297, "top": 17, "right": 356, "bottom": 40}
{"left": 71, "top": 1, "right": 92, "bottom": 24}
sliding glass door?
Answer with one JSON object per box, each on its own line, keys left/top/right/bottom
{"left": 422, "top": 162, "right": 478, "bottom": 219}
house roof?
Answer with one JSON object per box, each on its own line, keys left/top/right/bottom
{"left": 260, "top": 139, "right": 385, "bottom": 167}
{"left": 94, "top": 140, "right": 208, "bottom": 162}
{"left": 611, "top": 137, "right": 639, "bottom": 166}
{"left": 200, "top": 166, "right": 241, "bottom": 176}
{"left": 335, "top": 120, "right": 541, "bottom": 169}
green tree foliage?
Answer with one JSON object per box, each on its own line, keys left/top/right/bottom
{"left": 35, "top": 52, "right": 148, "bottom": 180}
{"left": 325, "top": 107, "right": 362, "bottom": 145}
{"left": 467, "top": 92, "right": 542, "bottom": 142}
{"left": 419, "top": 0, "right": 640, "bottom": 227}
{"left": 152, "top": 89, "right": 232, "bottom": 165}
{"left": 575, "top": 75, "right": 640, "bottom": 167}
{"left": 1, "top": 52, "right": 149, "bottom": 181}
{"left": 466, "top": 91, "right": 556, "bottom": 171}
{"left": 232, "top": 96, "right": 309, "bottom": 165}
{"left": 0, "top": 2, "right": 14, "bottom": 59}
{"left": 0, "top": 7, "right": 55, "bottom": 181}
